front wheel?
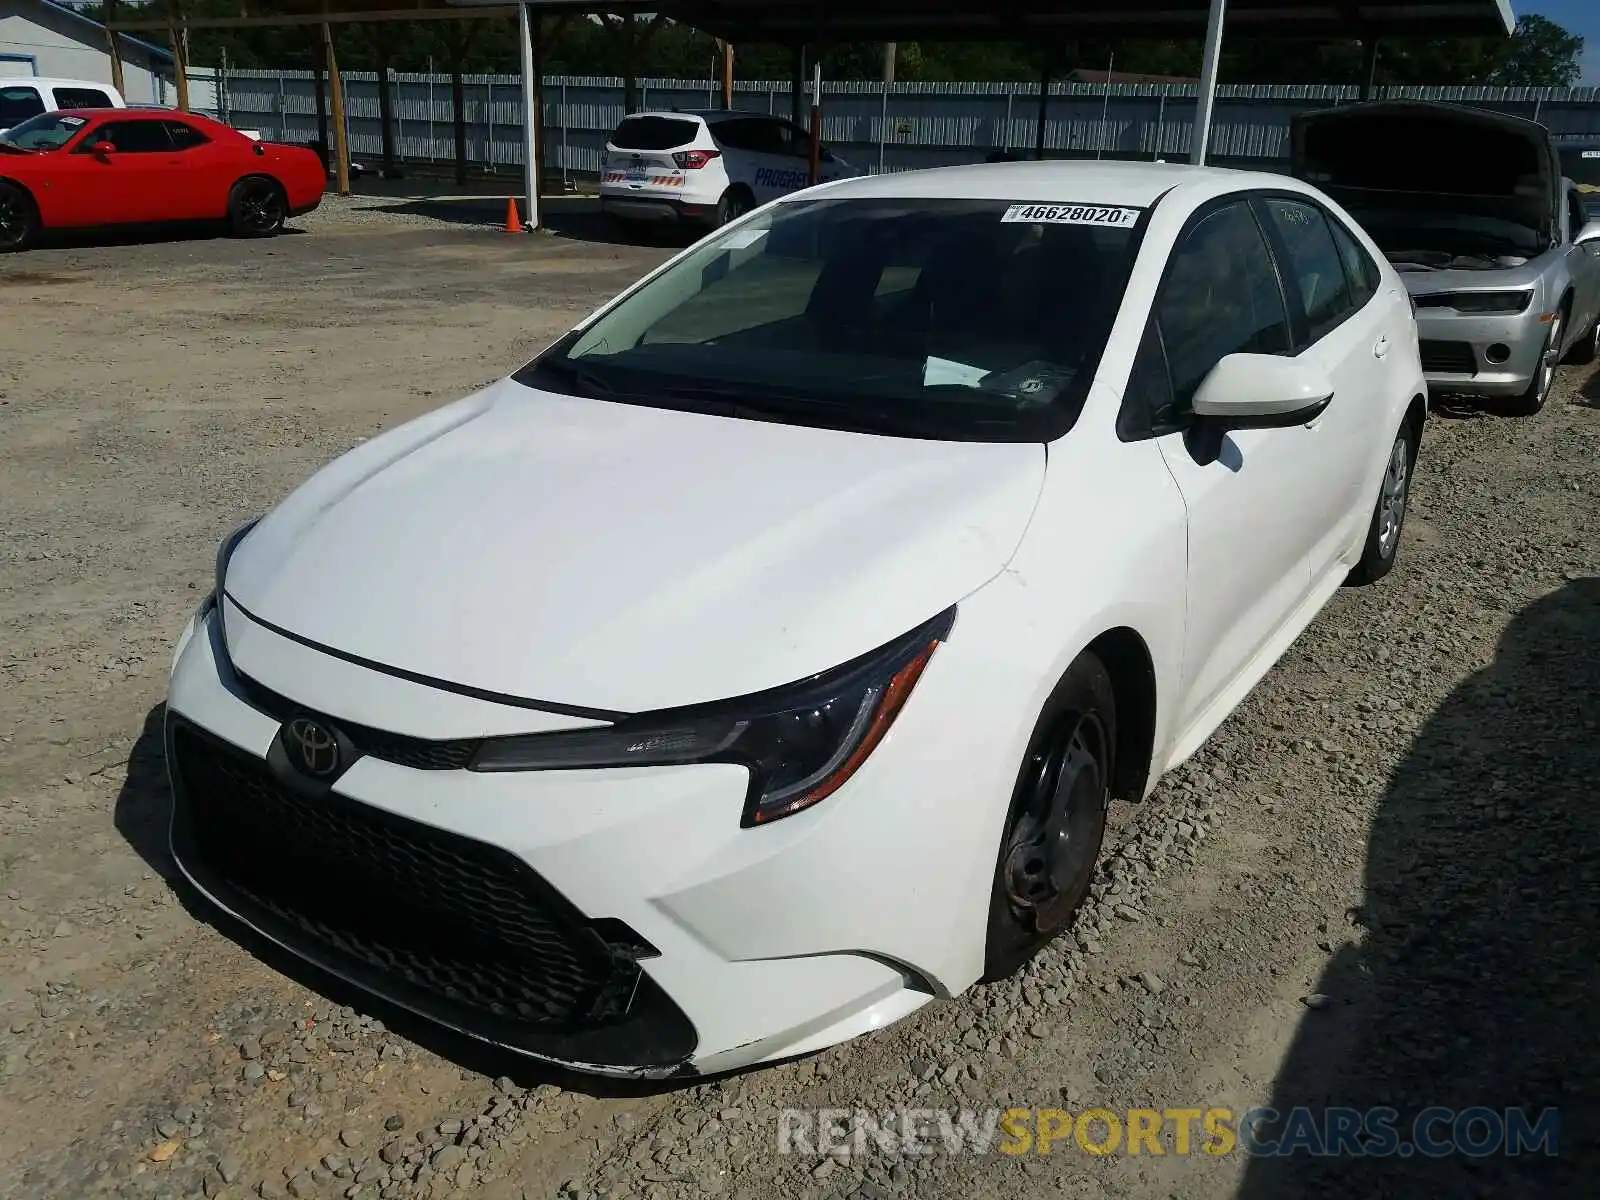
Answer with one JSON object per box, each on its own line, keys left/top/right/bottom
{"left": 227, "top": 176, "right": 287, "bottom": 238}
{"left": 1506, "top": 310, "right": 1563, "bottom": 416}
{"left": 0, "top": 181, "right": 40, "bottom": 252}
{"left": 982, "top": 653, "right": 1116, "bottom": 982}
{"left": 1346, "top": 419, "right": 1417, "bottom": 586}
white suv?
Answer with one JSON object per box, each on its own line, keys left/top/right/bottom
{"left": 599, "top": 109, "right": 857, "bottom": 231}
{"left": 0, "top": 78, "right": 124, "bottom": 135}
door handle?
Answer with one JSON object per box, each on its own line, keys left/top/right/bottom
{"left": 1373, "top": 335, "right": 1389, "bottom": 359}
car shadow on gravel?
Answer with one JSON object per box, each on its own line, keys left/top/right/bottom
{"left": 112, "top": 703, "right": 697, "bottom": 1101}
{"left": 1237, "top": 578, "right": 1599, "bottom": 1199}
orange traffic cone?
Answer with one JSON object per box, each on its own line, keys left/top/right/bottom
{"left": 503, "top": 197, "right": 524, "bottom": 233}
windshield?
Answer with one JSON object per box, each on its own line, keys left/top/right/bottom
{"left": 610, "top": 116, "right": 700, "bottom": 151}
{"left": 518, "top": 196, "right": 1146, "bottom": 441}
{"left": 0, "top": 112, "right": 90, "bottom": 151}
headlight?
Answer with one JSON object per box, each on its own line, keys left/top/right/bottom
{"left": 471, "top": 607, "right": 956, "bottom": 826}
{"left": 1413, "top": 290, "right": 1533, "bottom": 314}
{"left": 214, "top": 517, "right": 260, "bottom": 602}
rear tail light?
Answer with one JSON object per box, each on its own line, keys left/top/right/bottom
{"left": 672, "top": 149, "right": 721, "bottom": 170}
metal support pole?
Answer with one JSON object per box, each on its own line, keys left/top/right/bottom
{"left": 427, "top": 60, "right": 435, "bottom": 162}
{"left": 1360, "top": 37, "right": 1379, "bottom": 101}
{"left": 1153, "top": 90, "right": 1166, "bottom": 160}
{"left": 1004, "top": 87, "right": 1014, "bottom": 154}
{"left": 518, "top": 2, "right": 538, "bottom": 228}
{"left": 878, "top": 79, "right": 888, "bottom": 174}
{"left": 1190, "top": 0, "right": 1227, "bottom": 165}
{"left": 323, "top": 22, "right": 350, "bottom": 197}
{"left": 1097, "top": 52, "right": 1114, "bottom": 159}
{"left": 790, "top": 44, "right": 805, "bottom": 129}
{"left": 808, "top": 61, "right": 821, "bottom": 186}
{"left": 561, "top": 80, "right": 568, "bottom": 188}
{"left": 1035, "top": 64, "right": 1050, "bottom": 160}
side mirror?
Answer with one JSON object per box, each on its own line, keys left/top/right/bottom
{"left": 91, "top": 140, "right": 116, "bottom": 157}
{"left": 1576, "top": 219, "right": 1600, "bottom": 247}
{"left": 1191, "top": 352, "right": 1334, "bottom": 429}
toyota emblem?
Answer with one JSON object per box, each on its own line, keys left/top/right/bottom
{"left": 283, "top": 716, "right": 341, "bottom": 779}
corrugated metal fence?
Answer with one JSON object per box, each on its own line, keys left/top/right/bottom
{"left": 209, "top": 70, "right": 1600, "bottom": 181}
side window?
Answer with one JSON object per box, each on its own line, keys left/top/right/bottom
{"left": 0, "top": 86, "right": 45, "bottom": 127}
{"left": 1328, "top": 216, "right": 1380, "bottom": 310}
{"left": 165, "top": 121, "right": 210, "bottom": 150}
{"left": 1119, "top": 319, "right": 1178, "bottom": 440}
{"left": 52, "top": 87, "right": 114, "bottom": 110}
{"left": 89, "top": 121, "right": 174, "bottom": 153}
{"left": 708, "top": 118, "right": 753, "bottom": 153}
{"left": 1156, "top": 200, "right": 1292, "bottom": 412}
{"left": 780, "top": 120, "right": 813, "bottom": 158}
{"left": 1262, "top": 197, "right": 1354, "bottom": 343}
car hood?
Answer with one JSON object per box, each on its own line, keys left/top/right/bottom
{"left": 1290, "top": 100, "right": 1561, "bottom": 247}
{"left": 1393, "top": 252, "right": 1554, "bottom": 299}
{"left": 223, "top": 378, "right": 1046, "bottom": 717}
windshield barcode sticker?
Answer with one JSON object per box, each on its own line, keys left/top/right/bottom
{"left": 1001, "top": 203, "right": 1141, "bottom": 227}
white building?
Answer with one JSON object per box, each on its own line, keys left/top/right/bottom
{"left": 0, "top": 0, "right": 175, "bottom": 104}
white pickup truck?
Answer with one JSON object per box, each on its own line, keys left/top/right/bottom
{"left": 0, "top": 77, "right": 124, "bottom": 135}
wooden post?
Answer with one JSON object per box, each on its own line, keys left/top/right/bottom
{"left": 311, "top": 30, "right": 329, "bottom": 161}
{"left": 170, "top": 1, "right": 190, "bottom": 112}
{"left": 323, "top": 22, "right": 350, "bottom": 196}
{"left": 105, "top": 0, "right": 126, "bottom": 97}
{"left": 717, "top": 39, "right": 733, "bottom": 109}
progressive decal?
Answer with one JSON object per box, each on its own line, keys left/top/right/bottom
{"left": 1001, "top": 203, "right": 1142, "bottom": 228}
{"left": 754, "top": 166, "right": 810, "bottom": 190}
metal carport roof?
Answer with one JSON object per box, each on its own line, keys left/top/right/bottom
{"left": 661, "top": 0, "right": 1516, "bottom": 43}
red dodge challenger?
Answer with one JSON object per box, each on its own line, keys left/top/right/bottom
{"left": 0, "top": 108, "right": 325, "bottom": 252}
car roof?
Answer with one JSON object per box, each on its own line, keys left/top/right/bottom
{"left": 623, "top": 109, "right": 777, "bottom": 124}
{"left": 52, "top": 107, "right": 211, "bottom": 124}
{"left": 788, "top": 158, "right": 1301, "bottom": 208}
{"left": 0, "top": 76, "right": 119, "bottom": 90}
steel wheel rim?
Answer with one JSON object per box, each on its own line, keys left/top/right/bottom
{"left": 239, "top": 183, "right": 284, "bottom": 232}
{"left": 1538, "top": 314, "right": 1562, "bottom": 403}
{"left": 0, "top": 192, "right": 26, "bottom": 245}
{"left": 1003, "top": 711, "right": 1109, "bottom": 934}
{"left": 1376, "top": 435, "right": 1409, "bottom": 559}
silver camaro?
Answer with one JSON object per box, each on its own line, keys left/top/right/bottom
{"left": 1292, "top": 100, "right": 1600, "bottom": 413}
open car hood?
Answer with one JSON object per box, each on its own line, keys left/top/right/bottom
{"left": 1289, "top": 101, "right": 1561, "bottom": 248}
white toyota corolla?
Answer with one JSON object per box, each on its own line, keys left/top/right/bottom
{"left": 166, "top": 160, "right": 1426, "bottom": 1078}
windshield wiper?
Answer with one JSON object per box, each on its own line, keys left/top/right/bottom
{"left": 522, "top": 356, "right": 618, "bottom": 397}
{"left": 644, "top": 380, "right": 1005, "bottom": 439}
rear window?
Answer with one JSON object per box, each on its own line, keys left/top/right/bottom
{"left": 0, "top": 86, "right": 45, "bottom": 127}
{"left": 610, "top": 116, "right": 700, "bottom": 151}
{"left": 53, "top": 87, "right": 114, "bottom": 109}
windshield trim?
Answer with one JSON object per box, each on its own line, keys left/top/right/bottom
{"left": 513, "top": 192, "right": 1161, "bottom": 444}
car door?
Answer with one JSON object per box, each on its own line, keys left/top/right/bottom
{"left": 56, "top": 119, "right": 176, "bottom": 225}
{"left": 1131, "top": 197, "right": 1338, "bottom": 736}
{"left": 160, "top": 118, "right": 232, "bottom": 220}
{"left": 744, "top": 119, "right": 809, "bottom": 203}
{"left": 1255, "top": 193, "right": 1395, "bottom": 587}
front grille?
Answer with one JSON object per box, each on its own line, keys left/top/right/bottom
{"left": 167, "top": 720, "right": 696, "bottom": 1067}
{"left": 1419, "top": 339, "right": 1478, "bottom": 376}
{"left": 235, "top": 671, "right": 481, "bottom": 771}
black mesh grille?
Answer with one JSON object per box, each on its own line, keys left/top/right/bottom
{"left": 235, "top": 672, "right": 480, "bottom": 771}
{"left": 1419, "top": 339, "right": 1478, "bottom": 375}
{"left": 171, "top": 724, "right": 630, "bottom": 1030}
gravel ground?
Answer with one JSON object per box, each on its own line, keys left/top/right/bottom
{"left": 2, "top": 213, "right": 1597, "bottom": 1200}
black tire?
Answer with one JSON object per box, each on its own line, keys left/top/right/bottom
{"left": 227, "top": 176, "right": 287, "bottom": 238}
{"left": 982, "top": 652, "right": 1116, "bottom": 982}
{"left": 1346, "top": 418, "right": 1417, "bottom": 586}
{"left": 1505, "top": 308, "right": 1563, "bottom": 416}
{"left": 714, "top": 185, "right": 753, "bottom": 228}
{"left": 1564, "top": 312, "right": 1599, "bottom": 367}
{"left": 0, "top": 180, "right": 40, "bottom": 253}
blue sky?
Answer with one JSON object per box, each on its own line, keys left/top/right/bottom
{"left": 1520, "top": 0, "right": 1598, "bottom": 85}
